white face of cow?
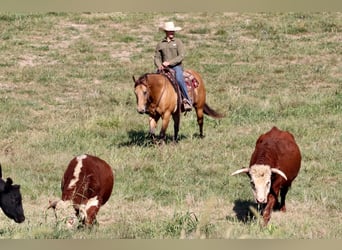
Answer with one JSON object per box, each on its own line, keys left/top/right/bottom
{"left": 231, "top": 164, "right": 288, "bottom": 204}
{"left": 249, "top": 164, "right": 272, "bottom": 204}
{"left": 49, "top": 200, "right": 80, "bottom": 229}
{"left": 48, "top": 197, "right": 99, "bottom": 229}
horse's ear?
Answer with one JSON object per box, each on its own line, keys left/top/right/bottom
{"left": 132, "top": 75, "right": 136, "bottom": 82}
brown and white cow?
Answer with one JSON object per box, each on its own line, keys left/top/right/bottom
{"left": 231, "top": 126, "right": 301, "bottom": 225}
{"left": 48, "top": 154, "right": 114, "bottom": 228}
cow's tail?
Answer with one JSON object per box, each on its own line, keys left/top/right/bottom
{"left": 203, "top": 103, "right": 224, "bottom": 119}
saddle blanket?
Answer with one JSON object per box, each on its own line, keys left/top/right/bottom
{"left": 158, "top": 68, "right": 199, "bottom": 90}
{"left": 184, "top": 71, "right": 199, "bottom": 89}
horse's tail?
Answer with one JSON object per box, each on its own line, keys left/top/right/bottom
{"left": 203, "top": 103, "right": 224, "bottom": 119}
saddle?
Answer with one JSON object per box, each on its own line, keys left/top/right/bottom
{"left": 158, "top": 68, "right": 199, "bottom": 112}
{"left": 158, "top": 68, "right": 199, "bottom": 97}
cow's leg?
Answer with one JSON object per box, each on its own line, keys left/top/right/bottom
{"left": 85, "top": 205, "right": 100, "bottom": 226}
{"left": 269, "top": 180, "right": 281, "bottom": 211}
{"left": 79, "top": 196, "right": 100, "bottom": 226}
{"left": 262, "top": 193, "right": 277, "bottom": 226}
{"left": 279, "top": 186, "right": 289, "bottom": 212}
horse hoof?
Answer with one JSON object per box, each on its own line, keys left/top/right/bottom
{"left": 157, "top": 140, "right": 166, "bottom": 146}
{"left": 171, "top": 139, "right": 178, "bottom": 145}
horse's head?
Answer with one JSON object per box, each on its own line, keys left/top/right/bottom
{"left": 133, "top": 74, "right": 149, "bottom": 114}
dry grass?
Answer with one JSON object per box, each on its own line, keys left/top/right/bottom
{"left": 0, "top": 12, "right": 341, "bottom": 239}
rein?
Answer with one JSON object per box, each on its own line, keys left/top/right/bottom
{"left": 136, "top": 74, "right": 167, "bottom": 112}
{"left": 154, "top": 75, "right": 167, "bottom": 108}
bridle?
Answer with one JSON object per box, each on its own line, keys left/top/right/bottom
{"left": 135, "top": 74, "right": 167, "bottom": 110}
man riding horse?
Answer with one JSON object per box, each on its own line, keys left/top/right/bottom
{"left": 133, "top": 21, "right": 224, "bottom": 143}
{"left": 154, "top": 21, "right": 192, "bottom": 112}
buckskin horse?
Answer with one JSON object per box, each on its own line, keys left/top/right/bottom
{"left": 133, "top": 69, "right": 224, "bottom": 143}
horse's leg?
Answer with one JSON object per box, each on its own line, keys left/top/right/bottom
{"left": 159, "top": 112, "right": 171, "bottom": 143}
{"left": 172, "top": 111, "right": 180, "bottom": 142}
{"left": 149, "top": 116, "right": 159, "bottom": 142}
{"left": 196, "top": 107, "right": 205, "bottom": 138}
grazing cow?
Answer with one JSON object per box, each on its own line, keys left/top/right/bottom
{"left": 0, "top": 164, "right": 25, "bottom": 223}
{"left": 231, "top": 126, "right": 301, "bottom": 225}
{"left": 48, "top": 154, "right": 114, "bottom": 228}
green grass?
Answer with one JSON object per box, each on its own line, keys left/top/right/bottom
{"left": 0, "top": 12, "right": 341, "bottom": 239}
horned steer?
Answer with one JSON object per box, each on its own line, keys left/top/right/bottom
{"left": 48, "top": 154, "right": 114, "bottom": 228}
{"left": 0, "top": 164, "right": 25, "bottom": 223}
{"left": 231, "top": 126, "right": 301, "bottom": 225}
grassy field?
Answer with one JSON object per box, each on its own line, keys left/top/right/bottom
{"left": 0, "top": 12, "right": 341, "bottom": 239}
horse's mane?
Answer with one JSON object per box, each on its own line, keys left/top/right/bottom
{"left": 134, "top": 72, "right": 169, "bottom": 88}
{"left": 134, "top": 73, "right": 149, "bottom": 88}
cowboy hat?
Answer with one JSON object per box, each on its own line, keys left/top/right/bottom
{"left": 159, "top": 21, "right": 182, "bottom": 32}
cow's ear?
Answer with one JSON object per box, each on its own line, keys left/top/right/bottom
{"left": 47, "top": 200, "right": 58, "bottom": 210}
{"left": 4, "top": 178, "right": 13, "bottom": 192}
{"left": 6, "top": 178, "right": 13, "bottom": 185}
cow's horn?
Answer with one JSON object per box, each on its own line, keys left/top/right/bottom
{"left": 47, "top": 200, "right": 59, "bottom": 210}
{"left": 271, "top": 168, "right": 288, "bottom": 180}
{"left": 45, "top": 199, "right": 60, "bottom": 222}
{"left": 231, "top": 168, "right": 249, "bottom": 176}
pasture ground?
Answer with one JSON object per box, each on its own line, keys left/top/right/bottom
{"left": 0, "top": 12, "right": 341, "bottom": 238}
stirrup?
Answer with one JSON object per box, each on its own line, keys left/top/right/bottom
{"left": 183, "top": 99, "right": 192, "bottom": 111}
{"left": 183, "top": 99, "right": 192, "bottom": 105}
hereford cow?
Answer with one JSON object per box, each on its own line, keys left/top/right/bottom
{"left": 0, "top": 164, "right": 25, "bottom": 223}
{"left": 48, "top": 154, "right": 114, "bottom": 228}
{"left": 231, "top": 126, "right": 301, "bottom": 225}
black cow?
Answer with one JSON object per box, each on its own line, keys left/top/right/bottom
{"left": 0, "top": 164, "right": 25, "bottom": 223}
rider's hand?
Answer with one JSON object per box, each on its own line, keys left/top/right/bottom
{"left": 162, "top": 61, "right": 170, "bottom": 67}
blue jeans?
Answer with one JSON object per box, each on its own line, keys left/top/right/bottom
{"left": 172, "top": 65, "right": 191, "bottom": 103}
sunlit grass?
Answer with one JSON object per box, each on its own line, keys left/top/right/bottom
{"left": 0, "top": 12, "right": 341, "bottom": 239}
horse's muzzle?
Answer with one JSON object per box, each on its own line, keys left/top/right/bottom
{"left": 137, "top": 107, "right": 147, "bottom": 114}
